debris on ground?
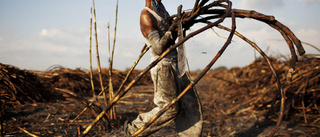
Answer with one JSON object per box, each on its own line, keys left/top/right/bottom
{"left": 0, "top": 56, "right": 319, "bottom": 136}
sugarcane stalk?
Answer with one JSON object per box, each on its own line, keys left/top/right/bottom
{"left": 89, "top": 0, "right": 95, "bottom": 98}
{"left": 107, "top": 0, "right": 119, "bottom": 119}
{"left": 71, "top": 0, "right": 97, "bottom": 123}
{"left": 107, "top": 22, "right": 115, "bottom": 119}
{"left": 192, "top": 0, "right": 200, "bottom": 13}
{"left": 195, "top": 8, "right": 305, "bottom": 82}
{"left": 92, "top": 0, "right": 105, "bottom": 106}
{"left": 92, "top": 0, "right": 111, "bottom": 127}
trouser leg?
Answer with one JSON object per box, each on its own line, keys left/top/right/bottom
{"left": 174, "top": 74, "right": 203, "bottom": 137}
{"left": 127, "top": 60, "right": 180, "bottom": 136}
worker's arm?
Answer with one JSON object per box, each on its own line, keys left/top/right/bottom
{"left": 140, "top": 10, "right": 174, "bottom": 55}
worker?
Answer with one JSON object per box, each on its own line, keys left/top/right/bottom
{"left": 117, "top": 0, "right": 203, "bottom": 136}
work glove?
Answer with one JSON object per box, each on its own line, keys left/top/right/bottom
{"left": 146, "top": 30, "right": 175, "bottom": 55}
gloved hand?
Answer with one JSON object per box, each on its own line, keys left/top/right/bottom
{"left": 168, "top": 23, "right": 178, "bottom": 41}
{"left": 146, "top": 30, "right": 175, "bottom": 55}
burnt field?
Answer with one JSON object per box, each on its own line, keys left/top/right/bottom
{"left": 0, "top": 57, "right": 319, "bottom": 137}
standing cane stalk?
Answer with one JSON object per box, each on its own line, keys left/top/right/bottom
{"left": 107, "top": 0, "right": 119, "bottom": 119}
{"left": 71, "top": 0, "right": 98, "bottom": 123}
{"left": 89, "top": 0, "right": 95, "bottom": 98}
{"left": 107, "top": 22, "right": 115, "bottom": 119}
{"left": 92, "top": 0, "right": 106, "bottom": 107}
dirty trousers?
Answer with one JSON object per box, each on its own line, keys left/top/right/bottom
{"left": 127, "top": 58, "right": 203, "bottom": 136}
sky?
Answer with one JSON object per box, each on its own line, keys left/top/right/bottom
{"left": 1, "top": 0, "right": 319, "bottom": 71}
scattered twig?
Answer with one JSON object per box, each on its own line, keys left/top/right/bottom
{"left": 18, "top": 127, "right": 39, "bottom": 137}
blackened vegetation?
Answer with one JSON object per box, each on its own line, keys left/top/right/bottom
{"left": 0, "top": 63, "right": 151, "bottom": 136}
{"left": 0, "top": 56, "right": 319, "bottom": 136}
{"left": 0, "top": 64, "right": 53, "bottom": 106}
{"left": 205, "top": 57, "right": 319, "bottom": 125}
{"left": 194, "top": 56, "right": 319, "bottom": 137}
{"left": 0, "top": 0, "right": 318, "bottom": 135}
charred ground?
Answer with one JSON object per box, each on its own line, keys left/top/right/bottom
{"left": 0, "top": 57, "right": 319, "bottom": 136}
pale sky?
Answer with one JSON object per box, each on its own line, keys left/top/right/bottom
{"left": 1, "top": 0, "right": 319, "bottom": 71}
